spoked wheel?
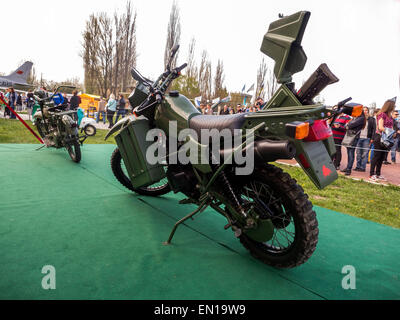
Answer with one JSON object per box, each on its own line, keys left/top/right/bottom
{"left": 66, "top": 140, "right": 81, "bottom": 163}
{"left": 111, "top": 147, "right": 171, "bottom": 196}
{"left": 233, "top": 164, "right": 319, "bottom": 268}
{"left": 83, "top": 124, "right": 96, "bottom": 136}
{"left": 35, "top": 120, "right": 47, "bottom": 138}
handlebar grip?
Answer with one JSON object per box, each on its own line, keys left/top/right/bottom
{"left": 156, "top": 93, "right": 163, "bottom": 102}
{"left": 338, "top": 97, "right": 352, "bottom": 107}
{"left": 175, "top": 63, "right": 187, "bottom": 73}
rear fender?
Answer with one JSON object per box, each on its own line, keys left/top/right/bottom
{"left": 294, "top": 138, "right": 338, "bottom": 189}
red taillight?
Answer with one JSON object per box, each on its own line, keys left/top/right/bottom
{"left": 298, "top": 153, "right": 310, "bottom": 169}
{"left": 304, "top": 119, "right": 332, "bottom": 142}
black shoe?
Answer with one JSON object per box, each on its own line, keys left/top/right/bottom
{"left": 345, "top": 171, "right": 351, "bottom": 176}
{"left": 340, "top": 169, "right": 347, "bottom": 173}
{"left": 354, "top": 167, "right": 362, "bottom": 171}
{"left": 383, "top": 161, "right": 391, "bottom": 165}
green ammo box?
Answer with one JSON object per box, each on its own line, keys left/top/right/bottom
{"left": 115, "top": 119, "right": 166, "bottom": 188}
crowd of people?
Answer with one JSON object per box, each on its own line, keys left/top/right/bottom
{"left": 330, "top": 98, "right": 399, "bottom": 182}
{"left": 1, "top": 87, "right": 130, "bottom": 128}
{"left": 199, "top": 97, "right": 265, "bottom": 115}
{"left": 198, "top": 96, "right": 400, "bottom": 183}
{"left": 2, "top": 88, "right": 399, "bottom": 182}
{"left": 96, "top": 94, "right": 127, "bottom": 129}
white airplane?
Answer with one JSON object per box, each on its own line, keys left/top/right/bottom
{"left": 0, "top": 61, "right": 34, "bottom": 91}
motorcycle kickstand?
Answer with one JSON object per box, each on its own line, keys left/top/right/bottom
{"left": 163, "top": 198, "right": 211, "bottom": 246}
{"left": 35, "top": 145, "right": 46, "bottom": 151}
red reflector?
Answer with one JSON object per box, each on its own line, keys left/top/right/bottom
{"left": 298, "top": 153, "right": 310, "bottom": 169}
{"left": 304, "top": 119, "right": 332, "bottom": 142}
{"left": 322, "top": 165, "right": 332, "bottom": 177}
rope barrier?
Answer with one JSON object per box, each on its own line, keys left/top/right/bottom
{"left": 334, "top": 143, "right": 399, "bottom": 153}
{"left": 0, "top": 93, "right": 44, "bottom": 144}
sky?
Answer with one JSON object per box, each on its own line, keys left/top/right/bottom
{"left": 1, "top": 0, "right": 399, "bottom": 107}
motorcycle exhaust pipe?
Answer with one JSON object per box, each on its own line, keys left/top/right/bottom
{"left": 253, "top": 139, "right": 296, "bottom": 163}
{"left": 219, "top": 139, "right": 296, "bottom": 164}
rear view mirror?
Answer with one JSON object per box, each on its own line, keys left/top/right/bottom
{"left": 260, "top": 11, "right": 310, "bottom": 84}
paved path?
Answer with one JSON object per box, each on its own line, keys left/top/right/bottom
{"left": 279, "top": 146, "right": 400, "bottom": 187}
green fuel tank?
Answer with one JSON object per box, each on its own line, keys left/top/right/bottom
{"left": 155, "top": 92, "right": 201, "bottom": 137}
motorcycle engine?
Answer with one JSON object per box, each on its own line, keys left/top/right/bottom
{"left": 166, "top": 165, "right": 199, "bottom": 198}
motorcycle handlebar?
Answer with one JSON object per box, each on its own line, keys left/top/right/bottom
{"left": 337, "top": 97, "right": 352, "bottom": 107}
{"left": 175, "top": 63, "right": 187, "bottom": 74}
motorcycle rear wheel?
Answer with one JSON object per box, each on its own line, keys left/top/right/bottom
{"left": 235, "top": 164, "right": 318, "bottom": 268}
{"left": 111, "top": 147, "right": 171, "bottom": 196}
{"left": 66, "top": 140, "right": 81, "bottom": 163}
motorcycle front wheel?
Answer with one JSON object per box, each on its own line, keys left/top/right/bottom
{"left": 111, "top": 147, "right": 171, "bottom": 196}
{"left": 232, "top": 164, "right": 319, "bottom": 268}
{"left": 35, "top": 119, "right": 47, "bottom": 138}
{"left": 66, "top": 140, "right": 81, "bottom": 163}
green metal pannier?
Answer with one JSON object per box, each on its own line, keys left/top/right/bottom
{"left": 115, "top": 118, "right": 166, "bottom": 188}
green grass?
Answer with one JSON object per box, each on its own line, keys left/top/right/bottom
{"left": 0, "top": 118, "right": 115, "bottom": 144}
{"left": 1, "top": 118, "right": 399, "bottom": 228}
{"left": 274, "top": 163, "right": 400, "bottom": 229}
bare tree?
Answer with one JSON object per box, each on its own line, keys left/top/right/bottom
{"left": 265, "top": 68, "right": 278, "bottom": 100}
{"left": 113, "top": 11, "right": 124, "bottom": 93}
{"left": 121, "top": 2, "right": 137, "bottom": 92}
{"left": 198, "top": 50, "right": 212, "bottom": 102}
{"left": 97, "top": 13, "right": 114, "bottom": 97}
{"left": 186, "top": 37, "right": 197, "bottom": 80}
{"left": 164, "top": 0, "right": 181, "bottom": 70}
{"left": 27, "top": 66, "right": 37, "bottom": 85}
{"left": 255, "top": 58, "right": 267, "bottom": 101}
{"left": 81, "top": 2, "right": 137, "bottom": 96}
{"left": 255, "top": 58, "right": 278, "bottom": 101}
{"left": 81, "top": 14, "right": 101, "bottom": 94}
{"left": 213, "top": 59, "right": 226, "bottom": 99}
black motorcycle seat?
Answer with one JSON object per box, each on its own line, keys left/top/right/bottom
{"left": 189, "top": 113, "right": 246, "bottom": 135}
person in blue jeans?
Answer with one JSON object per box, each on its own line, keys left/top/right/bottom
{"left": 390, "top": 110, "right": 399, "bottom": 163}
{"left": 342, "top": 108, "right": 367, "bottom": 176}
{"left": 115, "top": 94, "right": 126, "bottom": 123}
{"left": 355, "top": 107, "right": 376, "bottom": 172}
{"left": 96, "top": 97, "right": 106, "bottom": 124}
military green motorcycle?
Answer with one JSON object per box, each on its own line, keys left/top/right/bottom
{"left": 105, "top": 11, "right": 361, "bottom": 268}
{"left": 33, "top": 85, "right": 82, "bottom": 162}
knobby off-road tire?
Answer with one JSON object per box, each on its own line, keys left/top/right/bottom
{"left": 237, "top": 164, "right": 319, "bottom": 268}
{"left": 110, "top": 147, "right": 171, "bottom": 197}
{"left": 36, "top": 120, "right": 47, "bottom": 138}
{"left": 66, "top": 140, "right": 81, "bottom": 163}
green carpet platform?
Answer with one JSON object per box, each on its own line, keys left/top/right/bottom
{"left": 0, "top": 144, "right": 399, "bottom": 300}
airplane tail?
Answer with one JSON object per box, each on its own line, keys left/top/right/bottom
{"left": 4, "top": 61, "right": 33, "bottom": 84}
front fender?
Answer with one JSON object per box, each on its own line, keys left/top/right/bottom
{"left": 104, "top": 115, "right": 135, "bottom": 141}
